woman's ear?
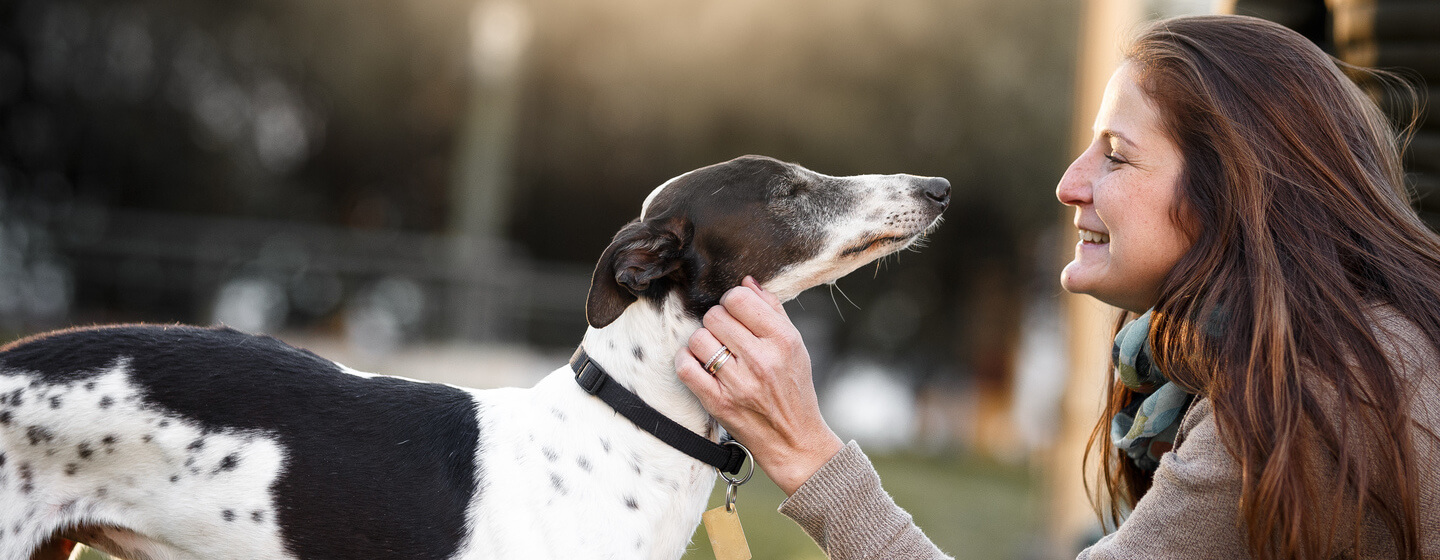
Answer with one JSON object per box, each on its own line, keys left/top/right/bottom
{"left": 585, "top": 219, "right": 689, "bottom": 328}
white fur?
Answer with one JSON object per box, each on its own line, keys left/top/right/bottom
{"left": 0, "top": 363, "right": 290, "bottom": 560}
{"left": 458, "top": 293, "right": 712, "bottom": 559}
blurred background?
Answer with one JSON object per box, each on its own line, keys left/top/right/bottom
{"left": 1, "top": 0, "right": 1435, "bottom": 557}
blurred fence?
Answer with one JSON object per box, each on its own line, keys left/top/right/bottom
{"left": 5, "top": 202, "right": 593, "bottom": 350}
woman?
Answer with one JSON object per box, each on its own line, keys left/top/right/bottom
{"left": 676, "top": 15, "right": 1440, "bottom": 559}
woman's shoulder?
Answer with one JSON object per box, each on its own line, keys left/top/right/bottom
{"left": 1362, "top": 303, "right": 1440, "bottom": 407}
{"left": 1364, "top": 303, "right": 1439, "bottom": 365}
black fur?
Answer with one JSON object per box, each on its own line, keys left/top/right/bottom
{"left": 0, "top": 325, "right": 481, "bottom": 560}
{"left": 586, "top": 155, "right": 856, "bottom": 328}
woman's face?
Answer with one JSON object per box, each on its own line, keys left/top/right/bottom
{"left": 1057, "top": 62, "right": 1194, "bottom": 313}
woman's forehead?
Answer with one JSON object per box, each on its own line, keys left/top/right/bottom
{"left": 1094, "top": 63, "right": 1166, "bottom": 146}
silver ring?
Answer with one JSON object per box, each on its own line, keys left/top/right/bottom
{"left": 704, "top": 346, "right": 733, "bottom": 374}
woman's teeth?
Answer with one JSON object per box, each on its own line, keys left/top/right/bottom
{"left": 1080, "top": 229, "right": 1109, "bottom": 243}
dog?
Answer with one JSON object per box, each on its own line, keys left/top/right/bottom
{"left": 0, "top": 155, "right": 948, "bottom": 560}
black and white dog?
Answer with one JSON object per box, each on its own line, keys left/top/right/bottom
{"left": 0, "top": 155, "right": 948, "bottom": 560}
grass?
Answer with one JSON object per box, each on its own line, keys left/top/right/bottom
{"left": 71, "top": 452, "right": 1036, "bottom": 560}
{"left": 683, "top": 451, "right": 1039, "bottom": 560}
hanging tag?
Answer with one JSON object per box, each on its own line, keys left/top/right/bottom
{"left": 702, "top": 500, "right": 751, "bottom": 560}
{"left": 707, "top": 440, "right": 754, "bottom": 560}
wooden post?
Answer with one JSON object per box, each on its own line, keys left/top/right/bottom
{"left": 1046, "top": 0, "right": 1141, "bottom": 556}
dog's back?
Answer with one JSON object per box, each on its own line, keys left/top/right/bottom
{"left": 0, "top": 325, "right": 480, "bottom": 560}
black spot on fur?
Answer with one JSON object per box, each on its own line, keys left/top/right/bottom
{"left": 0, "top": 453, "right": 5, "bottom": 466}
{"left": 549, "top": 408, "right": 565, "bottom": 421}
{"left": 187, "top": 438, "right": 204, "bottom": 451}
{"left": 0, "top": 411, "right": 10, "bottom": 425}
{"left": 142, "top": 434, "right": 153, "bottom": 443}
{"left": 600, "top": 438, "right": 611, "bottom": 453}
{"left": 170, "top": 475, "right": 179, "bottom": 483}
{"left": 78, "top": 443, "right": 93, "bottom": 460}
{"left": 158, "top": 420, "right": 169, "bottom": 428}
{"left": 84, "top": 382, "right": 96, "bottom": 391}
{"left": 0, "top": 324, "right": 484, "bottom": 560}
{"left": 19, "top": 463, "right": 33, "bottom": 493}
{"left": 550, "top": 473, "right": 567, "bottom": 496}
{"left": 99, "top": 396, "right": 114, "bottom": 408}
{"left": 252, "top": 510, "right": 264, "bottom": 523}
{"left": 625, "top": 496, "right": 639, "bottom": 510}
{"left": 102, "top": 435, "right": 118, "bottom": 446}
{"left": 96, "top": 487, "right": 108, "bottom": 497}
{"left": 222, "top": 510, "right": 235, "bottom": 522}
{"left": 65, "top": 463, "right": 78, "bottom": 476}
{"left": 26, "top": 426, "right": 54, "bottom": 446}
{"left": 542, "top": 447, "right": 558, "bottom": 462}
{"left": 49, "top": 395, "right": 62, "bottom": 408}
{"left": 632, "top": 346, "right": 645, "bottom": 361}
{"left": 577, "top": 456, "right": 592, "bottom": 472}
{"left": 217, "top": 454, "right": 240, "bottom": 472}
{"left": 185, "top": 457, "right": 195, "bottom": 467}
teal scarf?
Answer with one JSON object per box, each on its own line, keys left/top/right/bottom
{"left": 1110, "top": 310, "right": 1196, "bottom": 471}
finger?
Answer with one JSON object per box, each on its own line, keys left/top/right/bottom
{"left": 676, "top": 347, "right": 724, "bottom": 403}
{"left": 743, "top": 276, "right": 785, "bottom": 313}
{"left": 686, "top": 327, "right": 730, "bottom": 370}
{"left": 719, "top": 284, "right": 792, "bottom": 340}
{"left": 703, "top": 304, "right": 763, "bottom": 357}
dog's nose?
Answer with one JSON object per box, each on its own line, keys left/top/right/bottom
{"left": 921, "top": 177, "right": 951, "bottom": 208}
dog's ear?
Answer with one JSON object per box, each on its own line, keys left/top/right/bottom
{"left": 586, "top": 219, "right": 689, "bottom": 328}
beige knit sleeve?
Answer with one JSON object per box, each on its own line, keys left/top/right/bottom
{"left": 1078, "top": 398, "right": 1250, "bottom": 559}
{"left": 777, "top": 441, "right": 953, "bottom": 560}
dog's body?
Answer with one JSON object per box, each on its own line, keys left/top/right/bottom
{"left": 0, "top": 155, "right": 947, "bottom": 560}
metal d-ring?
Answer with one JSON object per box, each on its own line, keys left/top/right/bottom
{"left": 718, "top": 440, "right": 754, "bottom": 486}
{"left": 719, "top": 440, "right": 754, "bottom": 513}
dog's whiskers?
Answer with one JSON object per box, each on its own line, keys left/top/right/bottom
{"left": 831, "top": 282, "right": 860, "bottom": 311}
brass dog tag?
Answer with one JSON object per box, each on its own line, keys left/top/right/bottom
{"left": 702, "top": 503, "right": 751, "bottom": 560}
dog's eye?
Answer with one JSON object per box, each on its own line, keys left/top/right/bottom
{"left": 782, "top": 179, "right": 811, "bottom": 197}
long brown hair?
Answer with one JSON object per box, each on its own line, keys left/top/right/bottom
{"left": 1084, "top": 15, "right": 1440, "bottom": 559}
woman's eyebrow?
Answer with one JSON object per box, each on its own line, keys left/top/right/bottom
{"left": 1098, "top": 128, "right": 1136, "bottom": 149}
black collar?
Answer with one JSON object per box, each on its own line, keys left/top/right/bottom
{"left": 570, "top": 347, "right": 746, "bottom": 475}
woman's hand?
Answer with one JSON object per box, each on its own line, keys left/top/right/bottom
{"left": 676, "top": 276, "right": 844, "bottom": 496}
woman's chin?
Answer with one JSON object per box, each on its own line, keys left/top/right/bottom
{"left": 1059, "top": 262, "right": 1097, "bottom": 295}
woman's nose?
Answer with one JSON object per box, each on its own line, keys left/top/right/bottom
{"left": 1056, "top": 153, "right": 1094, "bottom": 206}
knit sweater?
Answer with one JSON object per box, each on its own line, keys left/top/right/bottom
{"left": 778, "top": 307, "right": 1440, "bottom": 559}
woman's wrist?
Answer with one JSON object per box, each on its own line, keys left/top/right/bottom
{"left": 764, "top": 431, "right": 845, "bottom": 496}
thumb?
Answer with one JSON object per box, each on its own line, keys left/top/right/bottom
{"left": 743, "top": 276, "right": 785, "bottom": 314}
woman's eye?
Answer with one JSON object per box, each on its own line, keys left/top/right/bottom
{"left": 1104, "top": 152, "right": 1127, "bottom": 165}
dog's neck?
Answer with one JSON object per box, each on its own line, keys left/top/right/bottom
{"left": 579, "top": 292, "right": 715, "bottom": 439}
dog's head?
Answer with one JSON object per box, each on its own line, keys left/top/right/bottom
{"left": 586, "top": 155, "right": 949, "bottom": 328}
